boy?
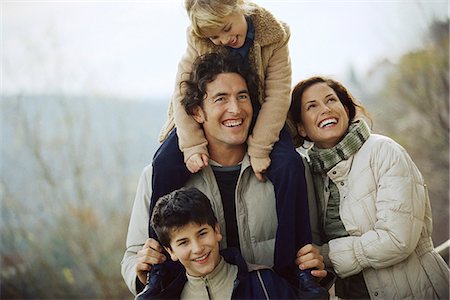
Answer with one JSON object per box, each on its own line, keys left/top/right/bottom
{"left": 136, "top": 187, "right": 329, "bottom": 299}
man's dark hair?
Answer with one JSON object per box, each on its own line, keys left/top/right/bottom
{"left": 151, "top": 187, "right": 218, "bottom": 249}
{"left": 180, "top": 52, "right": 260, "bottom": 116}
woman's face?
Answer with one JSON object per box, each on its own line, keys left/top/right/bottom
{"left": 297, "top": 82, "right": 350, "bottom": 149}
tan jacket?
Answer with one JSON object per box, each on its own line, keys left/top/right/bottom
{"left": 159, "top": 4, "right": 292, "bottom": 162}
{"left": 311, "top": 134, "right": 449, "bottom": 299}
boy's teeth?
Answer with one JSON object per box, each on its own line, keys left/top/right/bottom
{"left": 195, "top": 254, "right": 208, "bottom": 261}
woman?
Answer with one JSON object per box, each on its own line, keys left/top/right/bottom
{"left": 289, "top": 76, "right": 449, "bottom": 299}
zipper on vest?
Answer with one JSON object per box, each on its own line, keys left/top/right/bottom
{"left": 202, "top": 278, "right": 212, "bottom": 300}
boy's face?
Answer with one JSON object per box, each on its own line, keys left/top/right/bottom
{"left": 165, "top": 222, "right": 222, "bottom": 277}
{"left": 205, "top": 13, "right": 248, "bottom": 48}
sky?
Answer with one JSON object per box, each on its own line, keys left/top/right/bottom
{"left": 2, "top": 0, "right": 448, "bottom": 100}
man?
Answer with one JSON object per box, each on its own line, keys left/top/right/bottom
{"left": 121, "top": 52, "right": 328, "bottom": 295}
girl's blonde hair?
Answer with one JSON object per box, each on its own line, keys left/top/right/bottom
{"left": 185, "top": 0, "right": 255, "bottom": 37}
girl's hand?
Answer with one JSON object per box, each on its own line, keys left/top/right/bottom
{"left": 186, "top": 153, "right": 209, "bottom": 173}
{"left": 250, "top": 156, "right": 271, "bottom": 182}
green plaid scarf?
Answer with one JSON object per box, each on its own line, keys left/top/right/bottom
{"left": 309, "top": 119, "right": 370, "bottom": 173}
{"left": 308, "top": 119, "right": 370, "bottom": 241}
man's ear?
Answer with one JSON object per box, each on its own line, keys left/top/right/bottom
{"left": 214, "top": 223, "right": 223, "bottom": 242}
{"left": 297, "top": 122, "right": 308, "bottom": 138}
{"left": 164, "top": 246, "right": 179, "bottom": 262}
{"left": 192, "top": 106, "right": 206, "bottom": 124}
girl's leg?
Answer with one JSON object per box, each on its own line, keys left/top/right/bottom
{"left": 148, "top": 129, "right": 191, "bottom": 238}
{"left": 266, "top": 126, "right": 312, "bottom": 281}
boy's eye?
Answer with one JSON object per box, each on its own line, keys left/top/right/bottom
{"left": 178, "top": 240, "right": 188, "bottom": 246}
{"left": 223, "top": 25, "right": 231, "bottom": 32}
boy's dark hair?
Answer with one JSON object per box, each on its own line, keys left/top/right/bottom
{"left": 180, "top": 52, "right": 260, "bottom": 116}
{"left": 151, "top": 187, "right": 218, "bottom": 249}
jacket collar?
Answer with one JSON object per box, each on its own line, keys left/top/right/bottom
{"left": 189, "top": 3, "right": 288, "bottom": 51}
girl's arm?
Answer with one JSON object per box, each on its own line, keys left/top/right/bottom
{"left": 247, "top": 25, "right": 292, "bottom": 174}
{"left": 172, "top": 28, "right": 209, "bottom": 163}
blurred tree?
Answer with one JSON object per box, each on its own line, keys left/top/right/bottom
{"left": 371, "top": 18, "right": 449, "bottom": 245}
{"left": 1, "top": 95, "right": 134, "bottom": 299}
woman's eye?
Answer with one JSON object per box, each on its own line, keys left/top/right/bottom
{"left": 306, "top": 104, "right": 316, "bottom": 110}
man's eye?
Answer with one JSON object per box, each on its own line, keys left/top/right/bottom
{"left": 238, "top": 94, "right": 248, "bottom": 100}
{"left": 214, "top": 97, "right": 225, "bottom": 103}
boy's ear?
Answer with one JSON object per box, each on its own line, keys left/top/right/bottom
{"left": 214, "top": 223, "right": 223, "bottom": 242}
{"left": 193, "top": 106, "right": 206, "bottom": 124}
{"left": 164, "top": 246, "right": 179, "bottom": 262}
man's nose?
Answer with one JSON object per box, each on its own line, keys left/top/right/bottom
{"left": 227, "top": 99, "right": 241, "bottom": 114}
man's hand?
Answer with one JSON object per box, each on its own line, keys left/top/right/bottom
{"left": 136, "top": 238, "right": 167, "bottom": 285}
{"left": 250, "top": 156, "right": 271, "bottom": 182}
{"left": 186, "top": 153, "right": 209, "bottom": 173}
{"left": 295, "top": 244, "right": 327, "bottom": 278}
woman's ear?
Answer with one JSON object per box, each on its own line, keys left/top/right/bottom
{"left": 296, "top": 122, "right": 307, "bottom": 138}
{"left": 164, "top": 247, "right": 179, "bottom": 262}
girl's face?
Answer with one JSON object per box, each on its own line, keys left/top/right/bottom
{"left": 205, "top": 13, "right": 248, "bottom": 48}
{"left": 297, "top": 82, "right": 350, "bottom": 149}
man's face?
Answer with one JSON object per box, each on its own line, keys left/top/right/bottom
{"left": 193, "top": 72, "right": 253, "bottom": 152}
{"left": 165, "top": 223, "right": 222, "bottom": 277}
